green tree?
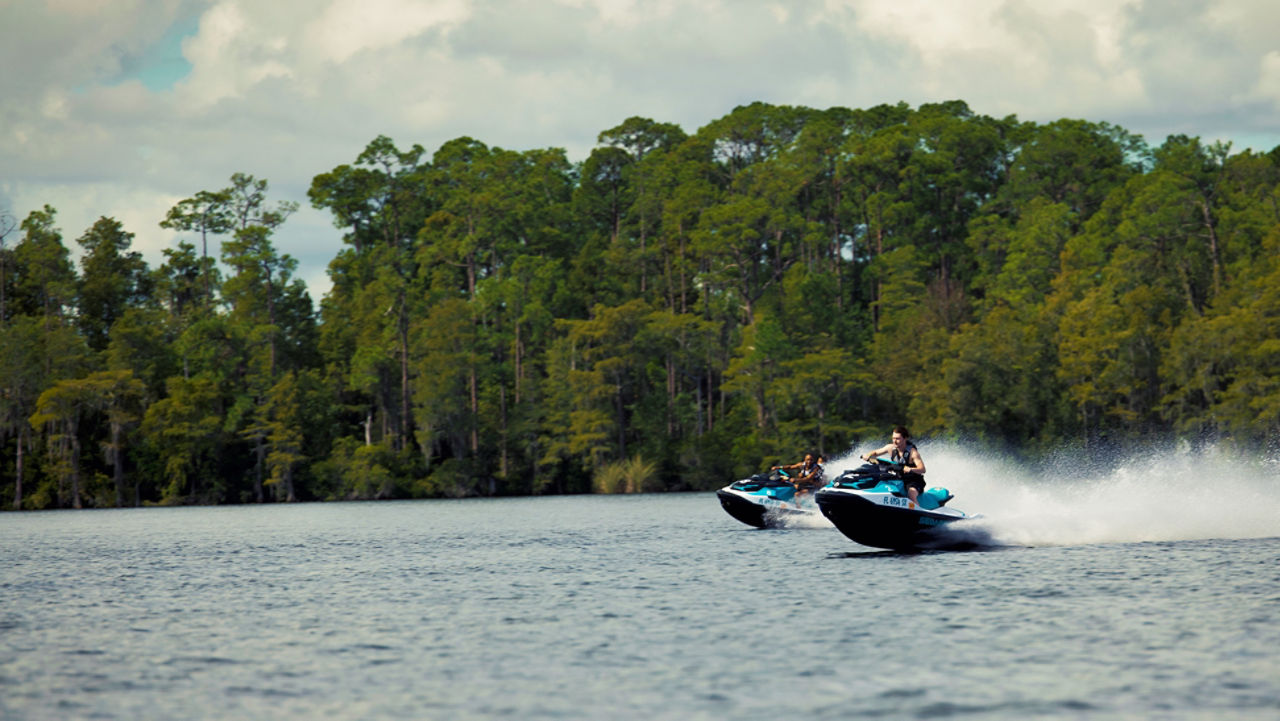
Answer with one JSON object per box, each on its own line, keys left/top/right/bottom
{"left": 994, "top": 118, "right": 1145, "bottom": 223}
{"left": 1162, "top": 224, "right": 1280, "bottom": 441}
{"left": 222, "top": 225, "right": 313, "bottom": 378}
{"left": 154, "top": 241, "right": 219, "bottom": 369}
{"left": 85, "top": 369, "right": 146, "bottom": 507}
{"left": 160, "top": 189, "right": 232, "bottom": 304}
{"left": 692, "top": 103, "right": 812, "bottom": 327}
{"left": 29, "top": 377, "right": 95, "bottom": 508}
{"left": 542, "top": 300, "right": 650, "bottom": 476}
{"left": 652, "top": 136, "right": 718, "bottom": 315}
{"left": 0, "top": 208, "right": 18, "bottom": 324}
{"left": 311, "top": 136, "right": 429, "bottom": 452}
{"left": 769, "top": 345, "right": 871, "bottom": 457}
{"left": 1050, "top": 174, "right": 1188, "bottom": 439}
{"left": 593, "top": 116, "right": 688, "bottom": 300}
{"left": 13, "top": 206, "right": 76, "bottom": 324}
{"left": 76, "top": 217, "right": 153, "bottom": 351}
{"left": 245, "top": 370, "right": 324, "bottom": 502}
{"left": 140, "top": 374, "right": 223, "bottom": 504}
{"left": 221, "top": 223, "right": 314, "bottom": 500}
{"left": 0, "top": 317, "right": 43, "bottom": 508}
{"left": 411, "top": 298, "right": 479, "bottom": 466}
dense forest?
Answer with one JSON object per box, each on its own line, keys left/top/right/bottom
{"left": 3, "top": 100, "right": 1279, "bottom": 509}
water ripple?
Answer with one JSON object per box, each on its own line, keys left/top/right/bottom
{"left": 1, "top": 496, "right": 1278, "bottom": 720}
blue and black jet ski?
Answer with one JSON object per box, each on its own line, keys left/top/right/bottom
{"left": 716, "top": 470, "right": 825, "bottom": 529}
{"left": 815, "top": 459, "right": 974, "bottom": 550}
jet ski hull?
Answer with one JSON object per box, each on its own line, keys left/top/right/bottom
{"left": 716, "top": 486, "right": 820, "bottom": 529}
{"left": 815, "top": 487, "right": 968, "bottom": 550}
{"left": 716, "top": 488, "right": 771, "bottom": 528}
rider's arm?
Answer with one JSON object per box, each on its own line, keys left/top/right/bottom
{"left": 860, "top": 444, "right": 891, "bottom": 461}
{"left": 905, "top": 448, "right": 926, "bottom": 475}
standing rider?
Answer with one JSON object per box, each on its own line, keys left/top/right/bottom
{"left": 860, "top": 426, "right": 926, "bottom": 504}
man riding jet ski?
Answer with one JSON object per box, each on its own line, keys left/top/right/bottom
{"left": 716, "top": 453, "right": 828, "bottom": 528}
{"left": 814, "top": 457, "right": 973, "bottom": 550}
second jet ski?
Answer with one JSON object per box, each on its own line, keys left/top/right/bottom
{"left": 716, "top": 470, "right": 825, "bottom": 529}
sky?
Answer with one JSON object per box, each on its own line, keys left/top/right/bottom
{"left": 3, "top": 0, "right": 1279, "bottom": 303}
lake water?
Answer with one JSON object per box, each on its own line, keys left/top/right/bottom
{"left": 2, "top": 445, "right": 1279, "bottom": 720}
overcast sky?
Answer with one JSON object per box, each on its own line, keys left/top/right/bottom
{"left": 3, "top": 0, "right": 1279, "bottom": 302}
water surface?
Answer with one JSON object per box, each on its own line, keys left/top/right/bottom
{"left": 3, "top": 449, "right": 1279, "bottom": 720}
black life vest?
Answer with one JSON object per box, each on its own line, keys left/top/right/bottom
{"left": 890, "top": 442, "right": 917, "bottom": 466}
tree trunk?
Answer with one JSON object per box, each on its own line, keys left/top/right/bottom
{"left": 499, "top": 384, "right": 509, "bottom": 480}
{"left": 70, "top": 426, "right": 82, "bottom": 509}
{"left": 666, "top": 354, "right": 676, "bottom": 438}
{"left": 0, "top": 255, "right": 7, "bottom": 326}
{"left": 112, "top": 421, "right": 125, "bottom": 508}
{"left": 695, "top": 372, "right": 704, "bottom": 437}
{"left": 615, "top": 387, "right": 627, "bottom": 459}
{"left": 254, "top": 434, "right": 265, "bottom": 502}
{"left": 469, "top": 364, "right": 479, "bottom": 454}
{"left": 13, "top": 427, "right": 24, "bottom": 510}
{"left": 201, "top": 228, "right": 212, "bottom": 305}
{"left": 399, "top": 298, "right": 411, "bottom": 452}
{"left": 514, "top": 323, "right": 523, "bottom": 404}
{"left": 1199, "top": 200, "right": 1223, "bottom": 300}
{"left": 696, "top": 376, "right": 706, "bottom": 437}
{"left": 679, "top": 224, "right": 688, "bottom": 314}
{"left": 266, "top": 271, "right": 277, "bottom": 379}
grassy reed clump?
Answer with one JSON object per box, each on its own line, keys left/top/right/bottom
{"left": 593, "top": 455, "right": 659, "bottom": 494}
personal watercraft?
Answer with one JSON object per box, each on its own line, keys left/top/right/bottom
{"left": 716, "top": 470, "right": 825, "bottom": 529}
{"left": 814, "top": 459, "right": 973, "bottom": 550}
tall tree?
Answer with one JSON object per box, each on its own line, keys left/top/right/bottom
{"left": 222, "top": 223, "right": 314, "bottom": 500}
{"left": 222, "top": 225, "right": 311, "bottom": 379}
{"left": 160, "top": 189, "right": 232, "bottom": 304}
{"left": 87, "top": 370, "right": 145, "bottom": 507}
{"left": 596, "top": 116, "right": 688, "bottom": 298}
{"left": 249, "top": 369, "right": 324, "bottom": 502}
{"left": 76, "top": 217, "right": 152, "bottom": 351}
{"left": 29, "top": 377, "right": 93, "bottom": 508}
{"left": 311, "top": 136, "right": 429, "bottom": 452}
{"left": 0, "top": 208, "right": 17, "bottom": 325}
{"left": 13, "top": 206, "right": 76, "bottom": 324}
{"left": 0, "top": 317, "right": 43, "bottom": 509}
{"left": 140, "top": 373, "right": 223, "bottom": 504}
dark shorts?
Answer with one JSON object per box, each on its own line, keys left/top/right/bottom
{"left": 902, "top": 473, "right": 925, "bottom": 493}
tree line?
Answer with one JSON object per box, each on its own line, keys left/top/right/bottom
{"left": 3, "top": 100, "right": 1278, "bottom": 509}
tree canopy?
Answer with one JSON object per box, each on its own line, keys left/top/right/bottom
{"left": 3, "top": 102, "right": 1279, "bottom": 509}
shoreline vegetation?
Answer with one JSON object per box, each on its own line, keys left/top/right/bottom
{"left": 3, "top": 100, "right": 1279, "bottom": 510}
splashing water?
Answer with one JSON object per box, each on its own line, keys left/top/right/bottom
{"left": 770, "top": 501, "right": 832, "bottom": 529}
{"left": 905, "top": 442, "right": 1280, "bottom": 547}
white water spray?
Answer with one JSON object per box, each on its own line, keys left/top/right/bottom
{"left": 905, "top": 442, "right": 1280, "bottom": 547}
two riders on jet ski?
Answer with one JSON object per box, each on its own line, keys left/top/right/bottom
{"left": 771, "top": 452, "right": 827, "bottom": 500}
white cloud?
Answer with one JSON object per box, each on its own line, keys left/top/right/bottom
{"left": 1245, "top": 50, "right": 1280, "bottom": 108}
{"left": 303, "top": 0, "right": 470, "bottom": 64}
{"left": 174, "top": 1, "right": 295, "bottom": 110}
{"left": 1, "top": 180, "right": 180, "bottom": 262}
{"left": 851, "top": 0, "right": 1007, "bottom": 62}
{"left": 2, "top": 0, "right": 1278, "bottom": 305}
